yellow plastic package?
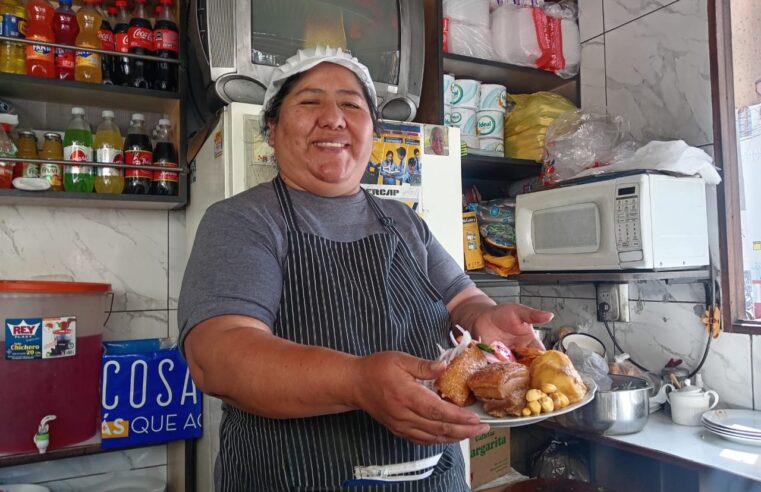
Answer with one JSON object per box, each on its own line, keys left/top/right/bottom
{"left": 504, "top": 92, "right": 576, "bottom": 162}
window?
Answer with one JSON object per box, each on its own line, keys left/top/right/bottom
{"left": 712, "top": 0, "right": 761, "bottom": 332}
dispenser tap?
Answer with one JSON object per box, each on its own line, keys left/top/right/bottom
{"left": 33, "top": 415, "right": 57, "bottom": 454}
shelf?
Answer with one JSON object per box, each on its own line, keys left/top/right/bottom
{"left": 513, "top": 269, "right": 712, "bottom": 285}
{"left": 0, "top": 189, "right": 185, "bottom": 210}
{"left": 443, "top": 53, "right": 579, "bottom": 105}
{"left": 0, "top": 73, "right": 179, "bottom": 114}
{"left": 461, "top": 154, "right": 542, "bottom": 181}
{"left": 467, "top": 270, "right": 520, "bottom": 286}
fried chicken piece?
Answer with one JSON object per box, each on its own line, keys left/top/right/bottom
{"left": 435, "top": 343, "right": 488, "bottom": 407}
{"left": 512, "top": 346, "right": 545, "bottom": 367}
{"left": 529, "top": 350, "right": 587, "bottom": 404}
{"left": 467, "top": 362, "right": 530, "bottom": 417}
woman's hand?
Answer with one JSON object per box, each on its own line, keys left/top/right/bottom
{"left": 472, "top": 304, "right": 552, "bottom": 349}
{"left": 350, "top": 351, "right": 490, "bottom": 445}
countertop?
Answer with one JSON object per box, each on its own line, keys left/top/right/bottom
{"left": 545, "top": 411, "right": 761, "bottom": 483}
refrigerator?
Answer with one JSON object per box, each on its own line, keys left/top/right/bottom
{"left": 186, "top": 102, "right": 466, "bottom": 489}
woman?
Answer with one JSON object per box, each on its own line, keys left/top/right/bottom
{"left": 179, "top": 47, "right": 551, "bottom": 491}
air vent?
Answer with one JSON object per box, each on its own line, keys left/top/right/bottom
{"left": 207, "top": 0, "right": 235, "bottom": 68}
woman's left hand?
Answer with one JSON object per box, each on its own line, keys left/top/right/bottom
{"left": 471, "top": 304, "right": 552, "bottom": 350}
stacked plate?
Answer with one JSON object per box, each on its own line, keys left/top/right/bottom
{"left": 701, "top": 409, "right": 761, "bottom": 447}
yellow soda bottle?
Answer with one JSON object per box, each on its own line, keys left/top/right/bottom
{"left": 93, "top": 109, "right": 124, "bottom": 193}
{"left": 74, "top": 0, "right": 102, "bottom": 83}
{"left": 0, "top": 0, "right": 27, "bottom": 74}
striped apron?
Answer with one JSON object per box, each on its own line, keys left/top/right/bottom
{"left": 216, "top": 177, "right": 468, "bottom": 491}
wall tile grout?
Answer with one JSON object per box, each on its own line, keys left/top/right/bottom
{"left": 600, "top": 0, "right": 682, "bottom": 37}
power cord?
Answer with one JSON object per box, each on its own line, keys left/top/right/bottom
{"left": 598, "top": 301, "right": 650, "bottom": 372}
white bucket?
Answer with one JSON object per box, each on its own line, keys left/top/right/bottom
{"left": 476, "top": 110, "right": 504, "bottom": 138}
{"left": 452, "top": 79, "right": 480, "bottom": 108}
{"left": 451, "top": 107, "right": 477, "bottom": 136}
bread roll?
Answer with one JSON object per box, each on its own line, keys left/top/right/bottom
{"left": 529, "top": 350, "right": 587, "bottom": 403}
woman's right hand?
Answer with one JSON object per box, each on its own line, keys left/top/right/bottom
{"left": 350, "top": 351, "right": 490, "bottom": 445}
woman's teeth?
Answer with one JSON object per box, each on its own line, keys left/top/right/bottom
{"left": 315, "top": 142, "right": 345, "bottom": 148}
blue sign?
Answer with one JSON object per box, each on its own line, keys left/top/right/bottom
{"left": 5, "top": 318, "right": 43, "bottom": 359}
{"left": 101, "top": 339, "right": 202, "bottom": 449}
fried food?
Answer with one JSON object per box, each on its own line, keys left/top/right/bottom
{"left": 529, "top": 350, "right": 587, "bottom": 404}
{"left": 435, "top": 343, "right": 488, "bottom": 406}
{"left": 467, "top": 362, "right": 530, "bottom": 417}
{"left": 512, "top": 346, "right": 545, "bottom": 367}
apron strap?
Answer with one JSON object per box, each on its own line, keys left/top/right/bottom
{"left": 273, "top": 175, "right": 300, "bottom": 232}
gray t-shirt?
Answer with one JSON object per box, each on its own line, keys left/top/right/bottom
{"left": 177, "top": 180, "right": 473, "bottom": 353}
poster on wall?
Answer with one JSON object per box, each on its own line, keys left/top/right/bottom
{"left": 361, "top": 122, "right": 423, "bottom": 212}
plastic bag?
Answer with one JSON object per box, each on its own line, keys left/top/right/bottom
{"left": 444, "top": 0, "right": 496, "bottom": 59}
{"left": 504, "top": 92, "right": 576, "bottom": 162}
{"left": 476, "top": 198, "right": 515, "bottom": 226}
{"left": 565, "top": 343, "right": 612, "bottom": 391}
{"left": 530, "top": 438, "right": 590, "bottom": 481}
{"left": 542, "top": 110, "right": 638, "bottom": 185}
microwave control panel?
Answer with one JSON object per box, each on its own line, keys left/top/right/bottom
{"left": 615, "top": 184, "right": 642, "bottom": 253}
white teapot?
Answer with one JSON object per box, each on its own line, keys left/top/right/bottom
{"left": 663, "top": 384, "right": 720, "bottom": 426}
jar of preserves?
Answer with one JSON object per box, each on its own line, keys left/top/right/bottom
{"left": 14, "top": 130, "right": 40, "bottom": 180}
{"left": 40, "top": 132, "right": 64, "bottom": 191}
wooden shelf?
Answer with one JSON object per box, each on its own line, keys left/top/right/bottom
{"left": 0, "top": 188, "right": 186, "bottom": 210}
{"left": 443, "top": 53, "right": 579, "bottom": 105}
{"left": 461, "top": 153, "right": 542, "bottom": 181}
{"left": 0, "top": 73, "right": 179, "bottom": 114}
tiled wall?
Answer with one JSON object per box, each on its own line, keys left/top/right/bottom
{"left": 0, "top": 205, "right": 187, "bottom": 488}
{"left": 528, "top": 0, "right": 759, "bottom": 410}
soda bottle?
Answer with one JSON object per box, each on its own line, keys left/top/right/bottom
{"left": 150, "top": 118, "right": 178, "bottom": 195}
{"left": 24, "top": 0, "right": 55, "bottom": 78}
{"left": 13, "top": 129, "right": 39, "bottom": 180}
{"left": 0, "top": 0, "right": 27, "bottom": 75}
{"left": 75, "top": 0, "right": 102, "bottom": 84}
{"left": 40, "top": 131, "right": 63, "bottom": 191}
{"left": 63, "top": 107, "right": 94, "bottom": 193}
{"left": 94, "top": 110, "right": 124, "bottom": 194}
{"left": 153, "top": 0, "right": 177, "bottom": 92}
{"left": 53, "top": 0, "right": 78, "bottom": 80}
{"left": 95, "top": 0, "right": 114, "bottom": 85}
{"left": 127, "top": 0, "right": 153, "bottom": 89}
{"left": 0, "top": 123, "right": 16, "bottom": 188}
{"left": 112, "top": 0, "right": 130, "bottom": 86}
{"left": 123, "top": 113, "right": 152, "bottom": 194}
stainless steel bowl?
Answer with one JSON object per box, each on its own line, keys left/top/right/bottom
{"left": 554, "top": 374, "right": 652, "bottom": 435}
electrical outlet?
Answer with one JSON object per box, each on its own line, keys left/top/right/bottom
{"left": 596, "top": 283, "right": 630, "bottom": 322}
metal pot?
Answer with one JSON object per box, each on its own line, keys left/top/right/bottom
{"left": 554, "top": 374, "right": 652, "bottom": 435}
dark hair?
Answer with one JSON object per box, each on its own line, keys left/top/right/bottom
{"left": 385, "top": 150, "right": 393, "bottom": 158}
{"left": 396, "top": 147, "right": 406, "bottom": 157}
{"left": 262, "top": 68, "right": 382, "bottom": 139}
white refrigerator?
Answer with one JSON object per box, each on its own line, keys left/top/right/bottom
{"left": 186, "top": 102, "right": 466, "bottom": 489}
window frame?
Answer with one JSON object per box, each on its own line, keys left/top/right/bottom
{"left": 710, "top": 0, "right": 761, "bottom": 334}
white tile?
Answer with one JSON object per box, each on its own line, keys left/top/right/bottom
{"left": 0, "top": 206, "right": 169, "bottom": 311}
{"left": 699, "top": 332, "right": 753, "bottom": 409}
{"left": 630, "top": 280, "right": 706, "bottom": 303}
{"left": 580, "top": 36, "right": 607, "bottom": 112}
{"left": 104, "top": 310, "right": 169, "bottom": 341}
{"left": 0, "top": 445, "right": 166, "bottom": 483}
{"left": 579, "top": 0, "right": 603, "bottom": 41}
{"left": 603, "top": 0, "right": 672, "bottom": 32}
{"left": 168, "top": 210, "right": 187, "bottom": 310}
{"left": 753, "top": 335, "right": 761, "bottom": 410}
{"left": 168, "top": 309, "right": 179, "bottom": 340}
{"left": 605, "top": 0, "right": 713, "bottom": 147}
{"left": 42, "top": 466, "right": 166, "bottom": 491}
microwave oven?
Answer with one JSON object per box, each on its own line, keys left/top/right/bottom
{"left": 515, "top": 173, "right": 710, "bottom": 271}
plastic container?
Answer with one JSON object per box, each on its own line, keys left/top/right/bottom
{"left": 0, "top": 280, "right": 111, "bottom": 453}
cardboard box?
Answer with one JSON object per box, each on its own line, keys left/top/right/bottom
{"left": 470, "top": 428, "right": 511, "bottom": 490}
{"left": 463, "top": 211, "right": 485, "bottom": 270}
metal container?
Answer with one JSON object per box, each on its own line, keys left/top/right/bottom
{"left": 554, "top": 374, "right": 652, "bottom": 435}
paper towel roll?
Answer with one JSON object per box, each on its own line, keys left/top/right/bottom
{"left": 443, "top": 74, "right": 455, "bottom": 106}
{"left": 451, "top": 107, "right": 477, "bottom": 136}
{"left": 444, "top": 104, "right": 453, "bottom": 126}
{"left": 452, "top": 79, "right": 480, "bottom": 108}
{"left": 443, "top": 0, "right": 489, "bottom": 27}
{"left": 462, "top": 135, "right": 480, "bottom": 150}
{"left": 476, "top": 110, "right": 504, "bottom": 138}
{"left": 479, "top": 84, "right": 507, "bottom": 112}
{"left": 479, "top": 137, "right": 505, "bottom": 154}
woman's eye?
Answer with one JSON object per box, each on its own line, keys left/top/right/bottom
{"left": 342, "top": 102, "right": 362, "bottom": 109}
{"left": 300, "top": 100, "right": 319, "bottom": 105}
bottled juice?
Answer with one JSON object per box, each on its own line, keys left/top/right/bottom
{"left": 63, "top": 107, "right": 94, "bottom": 193}
{"left": 0, "top": 0, "right": 27, "bottom": 75}
{"left": 40, "top": 132, "right": 63, "bottom": 191}
{"left": 53, "top": 0, "right": 78, "bottom": 80}
{"left": 74, "top": 0, "right": 102, "bottom": 84}
{"left": 24, "top": 0, "right": 55, "bottom": 77}
{"left": 94, "top": 110, "right": 124, "bottom": 194}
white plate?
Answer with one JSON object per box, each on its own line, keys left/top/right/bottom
{"left": 702, "top": 409, "right": 761, "bottom": 434}
{"left": 703, "top": 425, "right": 761, "bottom": 447}
{"left": 701, "top": 418, "right": 761, "bottom": 438}
{"left": 467, "top": 376, "right": 597, "bottom": 428}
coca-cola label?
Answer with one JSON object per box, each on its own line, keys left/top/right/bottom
{"left": 125, "top": 149, "right": 153, "bottom": 179}
{"left": 64, "top": 144, "right": 92, "bottom": 162}
{"left": 153, "top": 161, "right": 179, "bottom": 183}
{"left": 128, "top": 26, "right": 154, "bottom": 50}
{"left": 154, "top": 29, "right": 178, "bottom": 52}
{"left": 55, "top": 48, "right": 75, "bottom": 70}
{"left": 115, "top": 32, "right": 129, "bottom": 52}
{"left": 98, "top": 30, "right": 115, "bottom": 50}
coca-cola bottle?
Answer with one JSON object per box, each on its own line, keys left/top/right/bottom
{"left": 95, "top": 0, "right": 114, "bottom": 85}
{"left": 112, "top": 0, "right": 130, "bottom": 86}
{"left": 153, "top": 0, "right": 177, "bottom": 92}
{"left": 127, "top": 0, "right": 153, "bottom": 89}
{"left": 122, "top": 113, "right": 153, "bottom": 194}
{"left": 150, "top": 118, "right": 178, "bottom": 195}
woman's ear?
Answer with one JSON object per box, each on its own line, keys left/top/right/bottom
{"left": 267, "top": 121, "right": 276, "bottom": 147}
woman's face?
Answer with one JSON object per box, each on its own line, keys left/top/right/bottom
{"left": 268, "top": 63, "right": 374, "bottom": 197}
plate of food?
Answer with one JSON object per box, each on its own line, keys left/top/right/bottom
{"left": 433, "top": 328, "right": 597, "bottom": 428}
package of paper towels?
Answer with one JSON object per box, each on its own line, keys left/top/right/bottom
{"left": 491, "top": 5, "right": 542, "bottom": 67}
{"left": 444, "top": 0, "right": 490, "bottom": 27}
{"left": 448, "top": 21, "right": 495, "bottom": 59}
